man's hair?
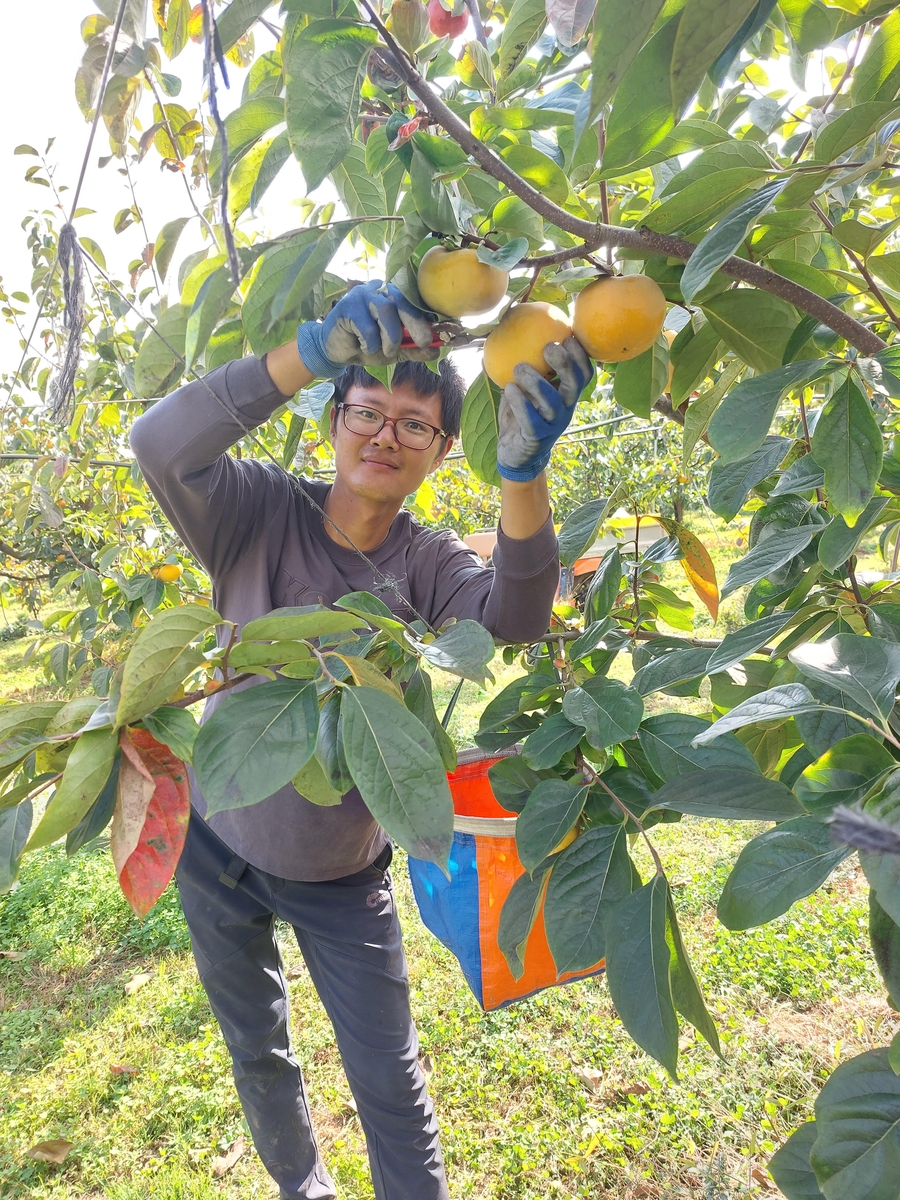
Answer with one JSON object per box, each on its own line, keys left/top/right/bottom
{"left": 332, "top": 359, "right": 465, "bottom": 438}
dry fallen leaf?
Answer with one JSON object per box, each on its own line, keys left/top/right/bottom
{"left": 419, "top": 1052, "right": 434, "bottom": 1078}
{"left": 0, "top": 950, "right": 27, "bottom": 960}
{"left": 751, "top": 1166, "right": 776, "bottom": 1191}
{"left": 574, "top": 1066, "right": 603, "bottom": 1093}
{"left": 212, "top": 1134, "right": 246, "bottom": 1178}
{"left": 344, "top": 1096, "right": 359, "bottom": 1113}
{"left": 286, "top": 964, "right": 306, "bottom": 979}
{"left": 622, "top": 1082, "right": 650, "bottom": 1096}
{"left": 26, "top": 1139, "right": 74, "bottom": 1165}
{"left": 124, "top": 971, "right": 153, "bottom": 996}
{"left": 110, "top": 1064, "right": 140, "bottom": 1076}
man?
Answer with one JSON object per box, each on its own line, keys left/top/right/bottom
{"left": 130, "top": 280, "right": 592, "bottom": 1200}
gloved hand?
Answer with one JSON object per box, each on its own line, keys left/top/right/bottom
{"left": 496, "top": 337, "right": 593, "bottom": 482}
{"left": 296, "top": 280, "right": 437, "bottom": 379}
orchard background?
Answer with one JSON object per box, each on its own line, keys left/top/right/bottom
{"left": 3, "top": 0, "right": 900, "bottom": 1197}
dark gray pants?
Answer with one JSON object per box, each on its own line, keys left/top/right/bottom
{"left": 175, "top": 810, "right": 449, "bottom": 1200}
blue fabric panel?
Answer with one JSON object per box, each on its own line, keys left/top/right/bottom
{"left": 408, "top": 833, "right": 483, "bottom": 1007}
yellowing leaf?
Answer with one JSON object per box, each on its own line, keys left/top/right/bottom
{"left": 657, "top": 517, "right": 719, "bottom": 621}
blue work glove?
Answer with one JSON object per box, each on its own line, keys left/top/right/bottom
{"left": 296, "top": 280, "right": 437, "bottom": 379}
{"left": 496, "top": 338, "right": 593, "bottom": 482}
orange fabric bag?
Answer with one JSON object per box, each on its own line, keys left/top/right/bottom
{"left": 408, "top": 748, "right": 605, "bottom": 1010}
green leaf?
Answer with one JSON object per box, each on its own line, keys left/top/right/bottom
{"left": 498, "top": 0, "right": 547, "bottom": 76}
{"left": 520, "top": 711, "right": 584, "bottom": 769}
{"left": 141, "top": 706, "right": 199, "bottom": 764}
{"left": 893, "top": 1031, "right": 900, "bottom": 1076}
{"left": 717, "top": 816, "right": 851, "bottom": 930}
{"left": 613, "top": 338, "right": 670, "bottom": 419}
{"left": 562, "top": 677, "right": 644, "bottom": 750}
{"left": 417, "top": 620, "right": 495, "bottom": 687}
{"left": 569, "top": 618, "right": 617, "bottom": 661}
{"left": 410, "top": 147, "right": 461, "bottom": 235}
{"left": 851, "top": 9, "right": 900, "bottom": 104}
{"left": 721, "top": 526, "right": 817, "bottom": 600}
{"left": 500, "top": 145, "right": 569, "bottom": 205}
{"left": 209, "top": 95, "right": 285, "bottom": 193}
{"left": 544, "top": 825, "right": 632, "bottom": 974}
{"left": 240, "top": 606, "right": 368, "bottom": 642}
{"left": 589, "top": 0, "right": 665, "bottom": 118}
{"left": 704, "top": 610, "right": 795, "bottom": 676}
{"left": 341, "top": 686, "right": 453, "bottom": 869}
{"left": 269, "top": 221, "right": 361, "bottom": 328}
{"left": 475, "top": 672, "right": 559, "bottom": 749}
{"left": 584, "top": 547, "right": 622, "bottom": 621}
{"left": 284, "top": 19, "right": 377, "bottom": 191}
{"left": 708, "top": 360, "right": 827, "bottom": 464}
{"left": 648, "top": 169, "right": 764, "bottom": 237}
{"left": 771, "top": 455, "right": 826, "bottom": 498}
{"left": 460, "top": 371, "right": 501, "bottom": 488}
{"left": 66, "top": 750, "right": 121, "bottom": 856}
{"left": 516, "top": 779, "right": 589, "bottom": 873}
{"left": 631, "top": 647, "right": 713, "bottom": 696}
{"left": 601, "top": 15, "right": 679, "bottom": 173}
{"left": 498, "top": 866, "right": 548, "bottom": 979}
{"left": 0, "top": 801, "right": 32, "bottom": 893}
{"left": 249, "top": 131, "right": 292, "bottom": 215}
{"left": 386, "top": 212, "right": 429, "bottom": 284}
{"left": 870, "top": 892, "right": 900, "bottom": 1010}
{"left": 154, "top": 217, "right": 190, "bottom": 283}
{"left": 214, "top": 0, "right": 277, "bottom": 55}
{"left": 404, "top": 669, "right": 457, "bottom": 772}
{"left": 25, "top": 729, "right": 118, "bottom": 852}
{"left": 707, "top": 435, "right": 791, "bottom": 521}
{"left": 651, "top": 768, "right": 805, "bottom": 821}
{"left": 487, "top": 756, "right": 543, "bottom": 814}
{"left": 332, "top": 141, "right": 388, "bottom": 249}
{"left": 811, "top": 376, "right": 883, "bottom": 527}
{"left": 475, "top": 239, "right": 529, "bottom": 271}
{"left": 605, "top": 875, "right": 679, "bottom": 1078}
{"left": 692, "top": 683, "right": 826, "bottom": 741}
{"left": 133, "top": 304, "right": 188, "bottom": 398}
{"left": 670, "top": 321, "right": 724, "bottom": 406}
{"left": 291, "top": 753, "right": 343, "bottom": 806}
{"left": 557, "top": 494, "right": 619, "bottom": 567}
{"left": 810, "top": 1048, "right": 900, "bottom": 1196}
{"left": 814, "top": 100, "right": 900, "bottom": 164}
{"left": 185, "top": 266, "right": 236, "bottom": 368}
{"left": 790, "top": 634, "right": 900, "bottom": 722}
{"left": 193, "top": 680, "right": 319, "bottom": 814}
{"left": 795, "top": 733, "right": 896, "bottom": 816}
{"left": 682, "top": 360, "right": 742, "bottom": 464}
{"left": 670, "top": 0, "right": 759, "bottom": 115}
{"left": 639, "top": 713, "right": 759, "bottom": 781}
{"left": 116, "top": 604, "right": 220, "bottom": 728}
{"left": 702, "top": 290, "right": 800, "bottom": 372}
{"left": 315, "top": 691, "right": 353, "bottom": 793}
{"left": 666, "top": 890, "right": 721, "bottom": 1055}
{"left": 768, "top": 1122, "right": 826, "bottom": 1200}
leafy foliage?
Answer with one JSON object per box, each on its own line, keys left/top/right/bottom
{"left": 3, "top": 1, "right": 900, "bottom": 1195}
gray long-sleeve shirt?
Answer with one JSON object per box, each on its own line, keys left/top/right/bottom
{"left": 130, "top": 354, "right": 559, "bottom": 880}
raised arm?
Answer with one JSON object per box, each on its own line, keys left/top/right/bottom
{"left": 131, "top": 282, "right": 437, "bottom": 577}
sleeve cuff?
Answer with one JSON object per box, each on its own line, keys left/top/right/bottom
{"left": 493, "top": 512, "right": 559, "bottom": 578}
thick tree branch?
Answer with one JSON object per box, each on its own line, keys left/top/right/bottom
{"left": 360, "top": 3, "right": 888, "bottom": 358}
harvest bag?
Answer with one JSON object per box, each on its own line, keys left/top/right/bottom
{"left": 408, "top": 748, "right": 606, "bottom": 1011}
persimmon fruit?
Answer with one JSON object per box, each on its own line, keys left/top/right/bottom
{"left": 427, "top": 0, "right": 469, "bottom": 36}
{"left": 573, "top": 274, "right": 667, "bottom": 363}
{"left": 483, "top": 302, "right": 573, "bottom": 388}
{"left": 417, "top": 246, "right": 508, "bottom": 317}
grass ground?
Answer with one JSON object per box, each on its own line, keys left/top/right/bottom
{"left": 0, "top": 515, "right": 892, "bottom": 1199}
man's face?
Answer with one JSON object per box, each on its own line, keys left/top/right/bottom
{"left": 330, "top": 379, "right": 453, "bottom": 506}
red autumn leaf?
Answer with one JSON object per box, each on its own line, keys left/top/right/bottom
{"left": 388, "top": 116, "right": 426, "bottom": 150}
{"left": 114, "top": 728, "right": 190, "bottom": 918}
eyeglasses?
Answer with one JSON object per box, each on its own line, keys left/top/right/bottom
{"left": 337, "top": 402, "right": 447, "bottom": 450}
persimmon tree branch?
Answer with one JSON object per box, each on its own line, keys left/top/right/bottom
{"left": 359, "top": 1, "right": 888, "bottom": 358}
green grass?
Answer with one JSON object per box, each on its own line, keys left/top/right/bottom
{"left": 0, "top": 515, "right": 895, "bottom": 1198}
{"left": 0, "top": 819, "right": 895, "bottom": 1200}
